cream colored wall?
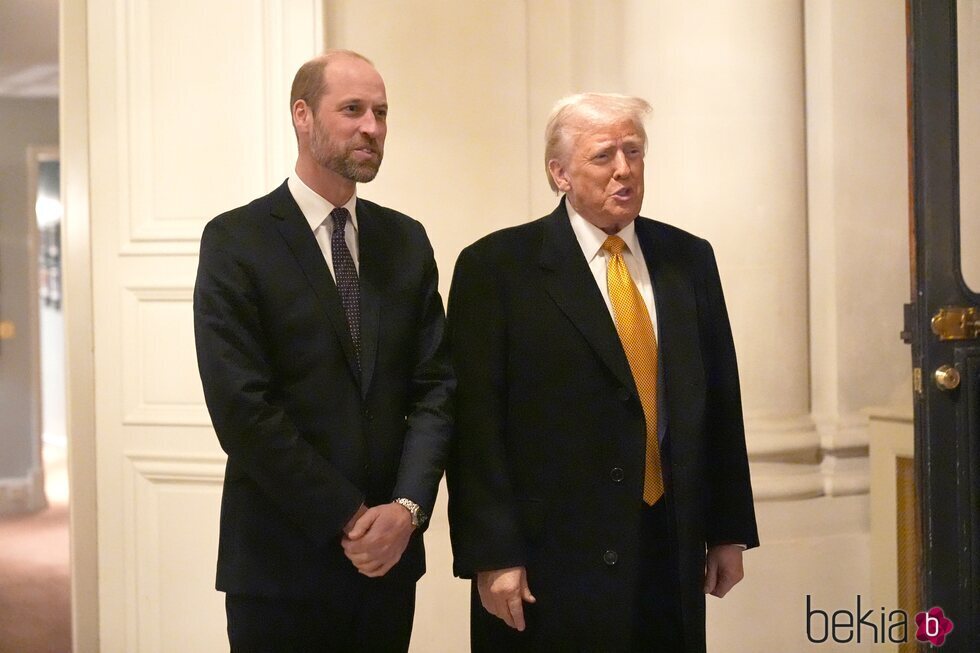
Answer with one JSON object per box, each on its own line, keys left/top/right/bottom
{"left": 805, "top": 0, "right": 909, "bottom": 507}
{"left": 68, "top": 0, "right": 916, "bottom": 650}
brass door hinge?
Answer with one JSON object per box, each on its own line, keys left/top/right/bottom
{"left": 931, "top": 306, "right": 980, "bottom": 341}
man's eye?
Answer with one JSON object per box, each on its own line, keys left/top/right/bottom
{"left": 375, "top": 110, "right": 388, "bottom": 120}
{"left": 344, "top": 105, "right": 360, "bottom": 113}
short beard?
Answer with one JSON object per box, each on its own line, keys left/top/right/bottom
{"left": 310, "top": 124, "right": 382, "bottom": 183}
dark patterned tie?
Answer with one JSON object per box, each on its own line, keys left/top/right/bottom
{"left": 330, "top": 207, "right": 360, "bottom": 368}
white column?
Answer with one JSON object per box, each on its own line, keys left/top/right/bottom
{"left": 806, "top": 0, "right": 909, "bottom": 496}
{"left": 622, "top": 0, "right": 818, "bottom": 500}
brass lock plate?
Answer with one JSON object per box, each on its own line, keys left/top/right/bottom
{"left": 931, "top": 306, "right": 980, "bottom": 341}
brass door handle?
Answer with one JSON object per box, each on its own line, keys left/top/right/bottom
{"left": 934, "top": 365, "right": 961, "bottom": 391}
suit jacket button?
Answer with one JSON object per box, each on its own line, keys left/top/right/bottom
{"left": 610, "top": 467, "right": 624, "bottom": 483}
{"left": 603, "top": 550, "right": 618, "bottom": 566}
{"left": 617, "top": 388, "right": 631, "bottom": 402}
{"left": 363, "top": 409, "right": 373, "bottom": 421}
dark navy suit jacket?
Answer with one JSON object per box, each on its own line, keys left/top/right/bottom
{"left": 194, "top": 180, "right": 453, "bottom": 597}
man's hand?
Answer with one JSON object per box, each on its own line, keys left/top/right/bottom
{"left": 342, "top": 503, "right": 368, "bottom": 535}
{"left": 703, "top": 544, "right": 744, "bottom": 598}
{"left": 341, "top": 502, "right": 414, "bottom": 577}
{"left": 476, "top": 566, "right": 536, "bottom": 631}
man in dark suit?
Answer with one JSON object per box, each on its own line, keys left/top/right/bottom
{"left": 194, "top": 50, "right": 453, "bottom": 651}
{"left": 447, "top": 93, "right": 758, "bottom": 652}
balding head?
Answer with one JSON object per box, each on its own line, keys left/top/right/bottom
{"left": 290, "top": 50, "right": 376, "bottom": 116}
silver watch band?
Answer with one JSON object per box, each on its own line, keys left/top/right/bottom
{"left": 394, "top": 497, "right": 427, "bottom": 528}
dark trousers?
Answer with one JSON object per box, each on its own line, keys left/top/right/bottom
{"left": 226, "top": 578, "right": 416, "bottom": 653}
{"left": 633, "top": 497, "right": 686, "bottom": 651}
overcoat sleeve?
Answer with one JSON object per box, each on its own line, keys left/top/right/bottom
{"left": 446, "top": 244, "right": 527, "bottom": 577}
{"left": 695, "top": 239, "right": 759, "bottom": 549}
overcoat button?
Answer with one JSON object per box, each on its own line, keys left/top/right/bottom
{"left": 610, "top": 467, "right": 624, "bottom": 483}
{"left": 603, "top": 550, "right": 618, "bottom": 566}
{"left": 617, "top": 388, "right": 631, "bottom": 402}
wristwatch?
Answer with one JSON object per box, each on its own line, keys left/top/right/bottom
{"left": 394, "top": 497, "right": 428, "bottom": 528}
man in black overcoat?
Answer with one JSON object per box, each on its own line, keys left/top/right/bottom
{"left": 447, "top": 93, "right": 758, "bottom": 652}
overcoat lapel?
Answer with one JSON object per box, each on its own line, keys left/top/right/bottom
{"left": 539, "top": 203, "right": 637, "bottom": 394}
{"left": 354, "top": 199, "right": 382, "bottom": 399}
{"left": 270, "top": 183, "right": 361, "bottom": 382}
{"left": 635, "top": 216, "right": 698, "bottom": 438}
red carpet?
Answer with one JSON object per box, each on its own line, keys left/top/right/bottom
{"left": 0, "top": 447, "right": 71, "bottom": 653}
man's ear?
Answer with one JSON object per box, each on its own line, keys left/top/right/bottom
{"left": 548, "top": 159, "right": 570, "bottom": 193}
{"left": 292, "top": 99, "right": 311, "bottom": 133}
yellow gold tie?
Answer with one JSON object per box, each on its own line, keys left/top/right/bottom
{"left": 602, "top": 235, "right": 664, "bottom": 505}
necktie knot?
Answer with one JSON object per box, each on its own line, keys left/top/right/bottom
{"left": 330, "top": 207, "right": 350, "bottom": 231}
{"left": 602, "top": 235, "right": 626, "bottom": 256}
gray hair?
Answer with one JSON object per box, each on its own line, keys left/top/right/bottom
{"left": 543, "top": 93, "right": 652, "bottom": 192}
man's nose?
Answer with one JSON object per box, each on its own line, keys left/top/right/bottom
{"left": 358, "top": 111, "right": 382, "bottom": 136}
{"left": 612, "top": 151, "right": 631, "bottom": 178}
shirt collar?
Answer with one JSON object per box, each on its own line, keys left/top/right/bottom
{"left": 565, "top": 198, "right": 639, "bottom": 262}
{"left": 287, "top": 173, "right": 359, "bottom": 233}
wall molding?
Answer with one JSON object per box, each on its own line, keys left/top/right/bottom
{"left": 745, "top": 414, "right": 820, "bottom": 459}
{"left": 121, "top": 285, "right": 211, "bottom": 426}
{"left": 746, "top": 413, "right": 872, "bottom": 500}
{"left": 122, "top": 451, "right": 226, "bottom": 651}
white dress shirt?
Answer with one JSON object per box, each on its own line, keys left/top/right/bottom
{"left": 287, "top": 173, "right": 360, "bottom": 278}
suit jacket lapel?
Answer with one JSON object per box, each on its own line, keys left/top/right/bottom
{"left": 354, "top": 199, "right": 382, "bottom": 399}
{"left": 270, "top": 182, "right": 361, "bottom": 382}
{"left": 539, "top": 202, "right": 637, "bottom": 393}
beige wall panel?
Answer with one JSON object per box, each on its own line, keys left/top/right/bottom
{"left": 121, "top": 286, "right": 209, "bottom": 426}
{"left": 122, "top": 0, "right": 267, "bottom": 252}
{"left": 125, "top": 454, "right": 226, "bottom": 652}
{"left": 118, "top": 0, "right": 322, "bottom": 254}
{"left": 324, "top": 0, "right": 531, "bottom": 297}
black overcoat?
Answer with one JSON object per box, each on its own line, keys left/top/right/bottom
{"left": 447, "top": 201, "right": 758, "bottom": 652}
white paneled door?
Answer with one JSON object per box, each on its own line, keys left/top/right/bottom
{"left": 78, "top": 1, "right": 322, "bottom": 649}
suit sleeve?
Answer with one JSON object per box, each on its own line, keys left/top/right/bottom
{"left": 194, "top": 218, "right": 364, "bottom": 546}
{"left": 391, "top": 230, "right": 455, "bottom": 526}
{"left": 446, "top": 245, "right": 526, "bottom": 578}
{"left": 696, "top": 239, "right": 760, "bottom": 549}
